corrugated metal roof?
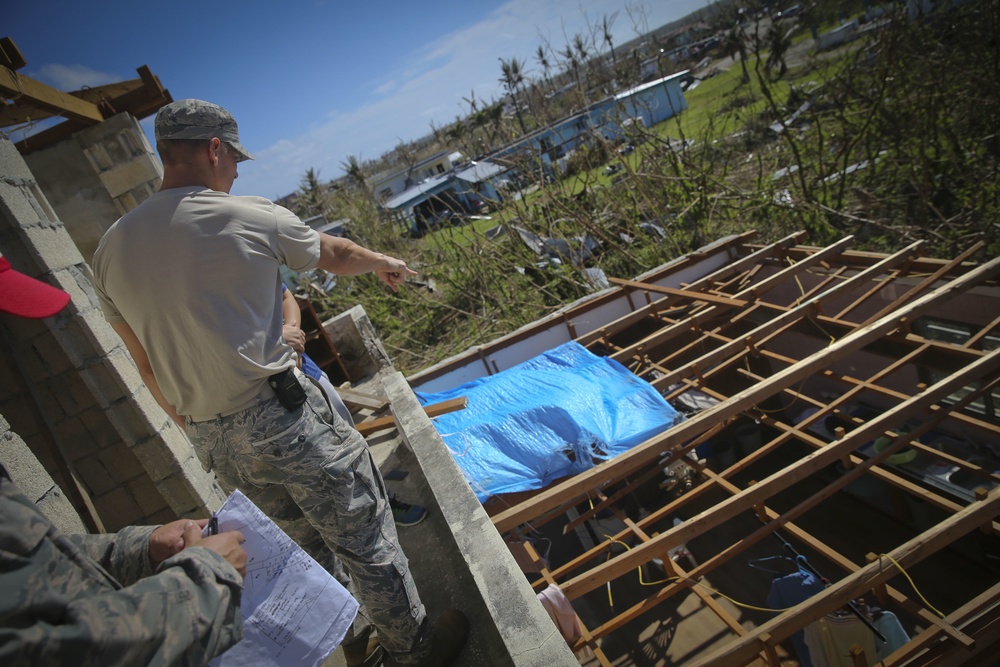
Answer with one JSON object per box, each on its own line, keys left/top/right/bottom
{"left": 613, "top": 69, "right": 690, "bottom": 100}
{"left": 454, "top": 160, "right": 505, "bottom": 184}
{"left": 384, "top": 173, "right": 453, "bottom": 210}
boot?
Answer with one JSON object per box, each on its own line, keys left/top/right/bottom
{"left": 342, "top": 627, "right": 385, "bottom": 667}
{"left": 418, "top": 608, "right": 469, "bottom": 667}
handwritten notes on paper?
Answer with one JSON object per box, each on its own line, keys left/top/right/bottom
{"left": 208, "top": 490, "right": 359, "bottom": 667}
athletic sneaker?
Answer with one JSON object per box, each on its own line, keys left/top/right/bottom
{"left": 390, "top": 496, "right": 428, "bottom": 526}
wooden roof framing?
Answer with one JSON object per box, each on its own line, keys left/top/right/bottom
{"left": 454, "top": 234, "right": 1000, "bottom": 666}
{"left": 0, "top": 37, "right": 172, "bottom": 154}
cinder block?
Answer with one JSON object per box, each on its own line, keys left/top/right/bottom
{"left": 147, "top": 506, "right": 180, "bottom": 525}
{"left": 46, "top": 373, "right": 97, "bottom": 417}
{"left": 130, "top": 436, "right": 184, "bottom": 482}
{"left": 154, "top": 474, "right": 201, "bottom": 514}
{"left": 0, "top": 315, "right": 47, "bottom": 347}
{"left": 93, "top": 485, "right": 143, "bottom": 532}
{"left": 127, "top": 475, "right": 169, "bottom": 518}
{"left": 56, "top": 309, "right": 123, "bottom": 366}
{"left": 79, "top": 359, "right": 131, "bottom": 407}
{"left": 0, "top": 182, "right": 44, "bottom": 229}
{"left": 103, "top": 390, "right": 171, "bottom": 444}
{"left": 98, "top": 442, "right": 145, "bottom": 483}
{"left": 22, "top": 223, "right": 84, "bottom": 271}
{"left": 179, "top": 454, "right": 226, "bottom": 506}
{"left": 0, "top": 134, "right": 35, "bottom": 181}
{"left": 33, "top": 335, "right": 75, "bottom": 377}
{"left": 73, "top": 455, "right": 116, "bottom": 497}
{"left": 54, "top": 415, "right": 101, "bottom": 463}
{"left": 30, "top": 382, "right": 67, "bottom": 422}
{"left": 79, "top": 406, "right": 124, "bottom": 449}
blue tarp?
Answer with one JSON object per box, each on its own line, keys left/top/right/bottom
{"left": 415, "top": 341, "right": 684, "bottom": 502}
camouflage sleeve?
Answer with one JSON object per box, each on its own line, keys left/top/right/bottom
{"left": 2, "top": 546, "right": 243, "bottom": 667}
{"left": 65, "top": 525, "right": 157, "bottom": 585}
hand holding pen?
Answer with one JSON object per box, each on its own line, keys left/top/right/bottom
{"left": 147, "top": 514, "right": 246, "bottom": 576}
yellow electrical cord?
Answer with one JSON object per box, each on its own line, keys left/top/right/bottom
{"left": 597, "top": 535, "right": 946, "bottom": 619}
{"left": 601, "top": 534, "right": 792, "bottom": 612}
{"left": 878, "top": 553, "right": 946, "bottom": 618}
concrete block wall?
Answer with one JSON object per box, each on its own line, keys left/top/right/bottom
{"left": 23, "top": 112, "right": 162, "bottom": 263}
{"left": 0, "top": 414, "right": 87, "bottom": 535}
{"left": 0, "top": 129, "right": 224, "bottom": 533}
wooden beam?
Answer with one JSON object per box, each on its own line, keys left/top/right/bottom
{"left": 556, "top": 347, "right": 1000, "bottom": 600}
{"left": 335, "top": 387, "right": 388, "bottom": 412}
{"left": 608, "top": 277, "right": 748, "bottom": 307}
{"left": 688, "top": 488, "right": 1000, "bottom": 667}
{"left": 645, "top": 241, "right": 924, "bottom": 391}
{"left": 492, "top": 255, "right": 1000, "bottom": 534}
{"left": 858, "top": 241, "right": 984, "bottom": 327}
{"left": 0, "top": 37, "right": 27, "bottom": 70}
{"left": 356, "top": 396, "right": 467, "bottom": 436}
{"left": 0, "top": 68, "right": 104, "bottom": 123}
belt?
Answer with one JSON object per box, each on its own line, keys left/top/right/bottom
{"left": 187, "top": 380, "right": 277, "bottom": 423}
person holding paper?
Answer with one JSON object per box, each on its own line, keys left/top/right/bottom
{"left": 0, "top": 256, "right": 247, "bottom": 667}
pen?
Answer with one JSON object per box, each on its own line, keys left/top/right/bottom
{"left": 209, "top": 513, "right": 219, "bottom": 536}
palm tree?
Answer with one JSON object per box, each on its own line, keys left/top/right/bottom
{"left": 296, "top": 167, "right": 328, "bottom": 217}
{"left": 340, "top": 155, "right": 371, "bottom": 200}
{"left": 499, "top": 57, "right": 529, "bottom": 135}
{"left": 572, "top": 33, "right": 592, "bottom": 98}
{"left": 601, "top": 12, "right": 618, "bottom": 70}
{"left": 559, "top": 43, "right": 583, "bottom": 104}
{"left": 535, "top": 44, "right": 553, "bottom": 93}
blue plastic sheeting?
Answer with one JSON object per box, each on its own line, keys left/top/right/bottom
{"left": 415, "top": 341, "right": 684, "bottom": 502}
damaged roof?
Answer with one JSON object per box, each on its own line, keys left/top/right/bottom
{"left": 403, "top": 230, "right": 1000, "bottom": 666}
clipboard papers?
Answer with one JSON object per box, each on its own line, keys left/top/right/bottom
{"left": 207, "top": 489, "right": 359, "bottom": 667}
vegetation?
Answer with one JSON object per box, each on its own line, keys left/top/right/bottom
{"left": 289, "top": 0, "right": 1000, "bottom": 376}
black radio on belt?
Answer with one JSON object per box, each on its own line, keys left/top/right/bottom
{"left": 268, "top": 368, "right": 307, "bottom": 410}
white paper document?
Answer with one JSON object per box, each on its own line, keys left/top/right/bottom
{"left": 207, "top": 489, "right": 359, "bottom": 667}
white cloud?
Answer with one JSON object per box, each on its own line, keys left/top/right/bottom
{"left": 32, "top": 63, "right": 119, "bottom": 91}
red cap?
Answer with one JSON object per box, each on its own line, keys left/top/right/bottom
{"left": 0, "top": 257, "right": 71, "bottom": 318}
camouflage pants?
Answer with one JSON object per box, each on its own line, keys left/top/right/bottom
{"left": 186, "top": 379, "right": 430, "bottom": 664}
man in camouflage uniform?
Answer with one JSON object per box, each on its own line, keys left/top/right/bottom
{"left": 0, "top": 467, "right": 246, "bottom": 666}
{"left": 0, "top": 258, "right": 246, "bottom": 666}
{"left": 92, "top": 99, "right": 467, "bottom": 667}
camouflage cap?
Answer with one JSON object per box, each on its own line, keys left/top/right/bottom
{"left": 154, "top": 99, "right": 254, "bottom": 162}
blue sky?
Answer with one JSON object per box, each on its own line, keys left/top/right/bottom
{"left": 6, "top": 0, "right": 707, "bottom": 200}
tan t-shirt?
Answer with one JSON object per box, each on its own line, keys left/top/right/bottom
{"left": 93, "top": 187, "right": 320, "bottom": 417}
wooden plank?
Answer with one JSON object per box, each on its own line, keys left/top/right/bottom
{"left": 682, "top": 231, "right": 806, "bottom": 292}
{"left": 608, "top": 277, "right": 749, "bottom": 307}
{"left": 356, "top": 396, "right": 467, "bottom": 436}
{"left": 879, "top": 582, "right": 1000, "bottom": 665}
{"left": 0, "top": 37, "right": 27, "bottom": 70}
{"left": 735, "top": 235, "right": 855, "bottom": 301}
{"left": 555, "top": 348, "right": 1000, "bottom": 601}
{"left": 687, "top": 488, "right": 1000, "bottom": 667}
{"left": 608, "top": 236, "right": 858, "bottom": 371}
{"left": 406, "top": 234, "right": 751, "bottom": 387}
{"left": 0, "top": 67, "right": 104, "bottom": 123}
{"left": 641, "top": 241, "right": 929, "bottom": 391}
{"left": 335, "top": 386, "right": 388, "bottom": 412}
{"left": 858, "top": 241, "right": 984, "bottom": 327}
{"left": 492, "top": 253, "right": 1000, "bottom": 535}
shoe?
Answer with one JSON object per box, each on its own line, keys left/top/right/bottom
{"left": 390, "top": 496, "right": 428, "bottom": 526}
{"left": 419, "top": 608, "right": 469, "bottom": 667}
{"left": 342, "top": 628, "right": 385, "bottom": 667}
